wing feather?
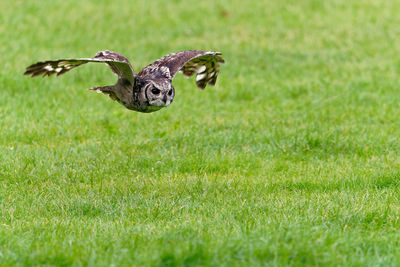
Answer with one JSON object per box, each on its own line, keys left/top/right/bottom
{"left": 24, "top": 50, "right": 137, "bottom": 84}
{"left": 139, "top": 50, "right": 224, "bottom": 89}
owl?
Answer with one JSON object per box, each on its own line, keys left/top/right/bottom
{"left": 24, "top": 50, "right": 225, "bottom": 113}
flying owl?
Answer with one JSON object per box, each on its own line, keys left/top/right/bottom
{"left": 24, "top": 50, "right": 225, "bottom": 113}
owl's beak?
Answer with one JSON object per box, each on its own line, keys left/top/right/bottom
{"left": 162, "top": 95, "right": 167, "bottom": 103}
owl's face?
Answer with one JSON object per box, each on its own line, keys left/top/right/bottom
{"left": 134, "top": 68, "right": 175, "bottom": 112}
{"left": 144, "top": 81, "right": 174, "bottom": 107}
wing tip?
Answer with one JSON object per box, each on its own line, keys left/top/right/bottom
{"left": 214, "top": 52, "right": 225, "bottom": 64}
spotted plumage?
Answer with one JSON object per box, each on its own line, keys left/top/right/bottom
{"left": 24, "top": 50, "right": 224, "bottom": 113}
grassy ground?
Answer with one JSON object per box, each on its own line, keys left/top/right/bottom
{"left": 1, "top": 0, "right": 400, "bottom": 265}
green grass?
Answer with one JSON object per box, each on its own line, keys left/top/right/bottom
{"left": 1, "top": 0, "right": 400, "bottom": 265}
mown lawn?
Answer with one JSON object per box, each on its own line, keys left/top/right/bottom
{"left": 1, "top": 0, "right": 400, "bottom": 266}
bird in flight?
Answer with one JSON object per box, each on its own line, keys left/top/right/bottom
{"left": 24, "top": 50, "right": 225, "bottom": 113}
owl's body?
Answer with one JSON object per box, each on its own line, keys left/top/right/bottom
{"left": 24, "top": 50, "right": 224, "bottom": 113}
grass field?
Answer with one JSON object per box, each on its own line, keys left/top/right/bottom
{"left": 1, "top": 0, "right": 400, "bottom": 265}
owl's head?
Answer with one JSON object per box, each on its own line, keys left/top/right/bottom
{"left": 143, "top": 80, "right": 174, "bottom": 107}
{"left": 135, "top": 67, "right": 175, "bottom": 110}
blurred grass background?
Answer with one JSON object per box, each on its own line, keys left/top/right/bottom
{"left": 1, "top": 0, "right": 400, "bottom": 265}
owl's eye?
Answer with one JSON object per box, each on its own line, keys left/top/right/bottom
{"left": 168, "top": 89, "right": 173, "bottom": 96}
{"left": 151, "top": 88, "right": 160, "bottom": 95}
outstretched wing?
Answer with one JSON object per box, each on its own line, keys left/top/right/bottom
{"left": 139, "top": 50, "right": 224, "bottom": 89}
{"left": 24, "top": 50, "right": 137, "bottom": 84}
